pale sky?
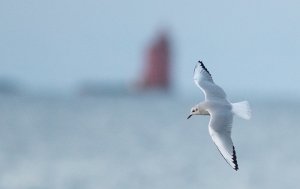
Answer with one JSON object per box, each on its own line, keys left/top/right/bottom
{"left": 0, "top": 0, "right": 300, "bottom": 97}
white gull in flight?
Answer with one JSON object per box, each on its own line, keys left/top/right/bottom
{"left": 187, "top": 61, "right": 251, "bottom": 171}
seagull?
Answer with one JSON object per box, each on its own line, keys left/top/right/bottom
{"left": 187, "top": 61, "right": 251, "bottom": 171}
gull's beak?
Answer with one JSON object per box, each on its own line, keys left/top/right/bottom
{"left": 187, "top": 114, "right": 192, "bottom": 119}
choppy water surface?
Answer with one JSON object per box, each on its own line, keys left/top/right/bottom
{"left": 0, "top": 95, "right": 299, "bottom": 189}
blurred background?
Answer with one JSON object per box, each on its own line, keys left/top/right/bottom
{"left": 0, "top": 0, "right": 300, "bottom": 188}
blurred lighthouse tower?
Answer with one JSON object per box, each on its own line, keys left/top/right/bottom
{"left": 136, "top": 30, "right": 171, "bottom": 91}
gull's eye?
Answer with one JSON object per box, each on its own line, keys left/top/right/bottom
{"left": 192, "top": 110, "right": 195, "bottom": 112}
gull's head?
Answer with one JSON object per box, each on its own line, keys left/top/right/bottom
{"left": 187, "top": 105, "right": 210, "bottom": 119}
{"left": 187, "top": 107, "right": 199, "bottom": 119}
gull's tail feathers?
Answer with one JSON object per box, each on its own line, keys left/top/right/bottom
{"left": 231, "top": 101, "right": 251, "bottom": 120}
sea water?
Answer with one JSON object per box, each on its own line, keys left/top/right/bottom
{"left": 0, "top": 95, "right": 299, "bottom": 189}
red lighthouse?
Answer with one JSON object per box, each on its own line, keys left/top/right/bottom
{"left": 136, "top": 31, "right": 171, "bottom": 91}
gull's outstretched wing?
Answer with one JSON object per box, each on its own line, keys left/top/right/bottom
{"left": 208, "top": 112, "right": 238, "bottom": 171}
{"left": 193, "top": 61, "right": 226, "bottom": 100}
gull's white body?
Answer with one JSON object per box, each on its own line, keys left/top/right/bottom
{"left": 189, "top": 61, "right": 251, "bottom": 171}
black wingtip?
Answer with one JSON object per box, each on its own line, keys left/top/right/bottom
{"left": 232, "top": 146, "right": 239, "bottom": 171}
{"left": 197, "top": 60, "right": 211, "bottom": 76}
